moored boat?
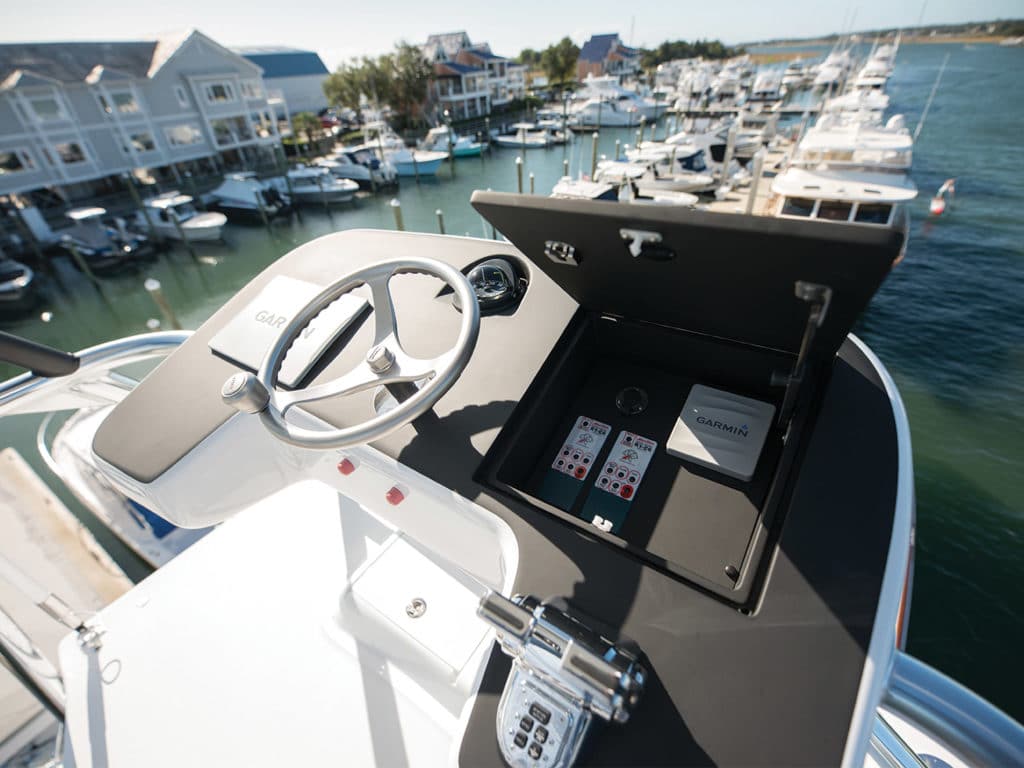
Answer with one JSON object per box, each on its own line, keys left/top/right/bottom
{"left": 0, "top": 258, "right": 36, "bottom": 318}
{"left": 139, "top": 193, "right": 227, "bottom": 242}
{"left": 208, "top": 173, "right": 291, "bottom": 221}
{"left": 58, "top": 206, "right": 152, "bottom": 274}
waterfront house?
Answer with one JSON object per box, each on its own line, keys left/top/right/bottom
{"left": 422, "top": 32, "right": 525, "bottom": 118}
{"left": 235, "top": 47, "right": 329, "bottom": 115}
{"left": 432, "top": 62, "right": 490, "bottom": 120}
{"left": 576, "top": 34, "right": 641, "bottom": 82}
{"left": 0, "top": 30, "right": 281, "bottom": 202}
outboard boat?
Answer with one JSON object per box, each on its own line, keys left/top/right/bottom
{"left": 58, "top": 207, "right": 151, "bottom": 274}
{"left": 421, "top": 126, "right": 485, "bottom": 158}
{"left": 139, "top": 193, "right": 227, "bottom": 242}
{"left": 273, "top": 165, "right": 359, "bottom": 206}
{"left": 493, "top": 123, "right": 552, "bottom": 149}
{"left": 0, "top": 258, "right": 36, "bottom": 318}
{"left": 315, "top": 149, "right": 397, "bottom": 190}
{"left": 207, "top": 173, "right": 291, "bottom": 221}
{"left": 0, "top": 196, "right": 1021, "bottom": 768}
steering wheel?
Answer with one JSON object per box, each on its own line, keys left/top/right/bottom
{"left": 221, "top": 257, "right": 479, "bottom": 449}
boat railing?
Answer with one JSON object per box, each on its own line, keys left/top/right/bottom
{"left": 0, "top": 331, "right": 192, "bottom": 418}
{"left": 873, "top": 651, "right": 1024, "bottom": 767}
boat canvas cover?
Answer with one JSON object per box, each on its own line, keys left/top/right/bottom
{"left": 471, "top": 192, "right": 903, "bottom": 361}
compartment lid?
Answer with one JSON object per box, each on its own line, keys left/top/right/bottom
{"left": 471, "top": 192, "right": 904, "bottom": 359}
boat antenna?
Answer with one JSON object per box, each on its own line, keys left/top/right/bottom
{"left": 914, "top": 52, "right": 950, "bottom": 141}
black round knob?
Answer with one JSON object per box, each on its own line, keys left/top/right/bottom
{"left": 615, "top": 386, "right": 649, "bottom": 416}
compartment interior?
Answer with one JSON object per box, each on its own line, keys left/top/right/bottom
{"left": 482, "top": 311, "right": 804, "bottom": 600}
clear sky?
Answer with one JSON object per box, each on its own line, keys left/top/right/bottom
{"left": 3, "top": 0, "right": 1020, "bottom": 70}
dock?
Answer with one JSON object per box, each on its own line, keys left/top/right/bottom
{"left": 0, "top": 448, "right": 132, "bottom": 762}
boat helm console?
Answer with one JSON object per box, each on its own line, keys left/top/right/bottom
{"left": 35, "top": 194, "right": 939, "bottom": 767}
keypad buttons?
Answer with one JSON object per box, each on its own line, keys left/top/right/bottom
{"left": 519, "top": 715, "right": 534, "bottom": 732}
{"left": 528, "top": 742, "right": 543, "bottom": 760}
{"left": 534, "top": 726, "right": 548, "bottom": 744}
{"left": 528, "top": 702, "right": 551, "bottom": 725}
{"left": 513, "top": 731, "right": 528, "bottom": 748}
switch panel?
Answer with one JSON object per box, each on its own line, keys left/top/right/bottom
{"left": 579, "top": 431, "right": 658, "bottom": 534}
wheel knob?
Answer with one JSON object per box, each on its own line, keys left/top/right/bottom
{"left": 366, "top": 344, "right": 395, "bottom": 373}
{"left": 221, "top": 371, "right": 270, "bottom": 414}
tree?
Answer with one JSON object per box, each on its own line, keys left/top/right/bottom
{"left": 290, "top": 112, "right": 322, "bottom": 155}
{"left": 639, "top": 39, "right": 742, "bottom": 69}
{"left": 322, "top": 43, "right": 431, "bottom": 128}
{"left": 540, "top": 37, "right": 580, "bottom": 85}
{"left": 390, "top": 42, "right": 433, "bottom": 126}
{"left": 518, "top": 48, "right": 541, "bottom": 67}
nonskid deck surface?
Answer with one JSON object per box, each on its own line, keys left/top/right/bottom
{"left": 59, "top": 480, "right": 503, "bottom": 767}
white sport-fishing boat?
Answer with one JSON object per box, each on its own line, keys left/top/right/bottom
{"left": 275, "top": 166, "right": 359, "bottom": 205}
{"left": 772, "top": 166, "right": 918, "bottom": 229}
{"left": 623, "top": 146, "right": 717, "bottom": 190}
{"left": 421, "top": 126, "right": 485, "bottom": 158}
{"left": 795, "top": 115, "right": 914, "bottom": 174}
{"left": 357, "top": 121, "right": 448, "bottom": 177}
{"left": 138, "top": 193, "right": 227, "bottom": 242}
{"left": 749, "top": 69, "right": 784, "bottom": 102}
{"left": 595, "top": 158, "right": 714, "bottom": 195}
{"left": 569, "top": 75, "right": 664, "bottom": 128}
{"left": 207, "top": 173, "right": 291, "bottom": 221}
{"left": 1, "top": 194, "right": 1022, "bottom": 768}
{"left": 781, "top": 58, "right": 811, "bottom": 89}
{"left": 493, "top": 123, "right": 551, "bottom": 149}
{"left": 813, "top": 48, "right": 855, "bottom": 91}
{"left": 317, "top": 149, "right": 398, "bottom": 189}
{"left": 822, "top": 90, "right": 891, "bottom": 124}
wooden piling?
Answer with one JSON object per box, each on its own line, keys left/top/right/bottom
{"left": 435, "top": 209, "right": 445, "bottom": 235}
{"left": 144, "top": 278, "right": 182, "bottom": 330}
{"left": 390, "top": 198, "right": 405, "bottom": 231}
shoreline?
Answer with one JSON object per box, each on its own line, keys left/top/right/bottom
{"left": 749, "top": 34, "right": 1012, "bottom": 48}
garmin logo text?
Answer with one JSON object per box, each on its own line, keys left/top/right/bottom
{"left": 696, "top": 415, "right": 749, "bottom": 438}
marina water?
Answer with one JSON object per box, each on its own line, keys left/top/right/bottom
{"left": 1, "top": 42, "right": 1021, "bottom": 720}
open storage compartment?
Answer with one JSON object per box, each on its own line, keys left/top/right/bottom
{"left": 471, "top": 193, "right": 904, "bottom": 605}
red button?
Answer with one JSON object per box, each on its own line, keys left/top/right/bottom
{"left": 386, "top": 487, "right": 405, "bottom": 505}
{"left": 619, "top": 484, "right": 634, "bottom": 500}
{"left": 337, "top": 458, "right": 355, "bottom": 476}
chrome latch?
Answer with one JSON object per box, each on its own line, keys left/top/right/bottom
{"left": 478, "top": 592, "right": 646, "bottom": 768}
{"left": 544, "top": 240, "right": 579, "bottom": 266}
{"left": 619, "top": 228, "right": 662, "bottom": 258}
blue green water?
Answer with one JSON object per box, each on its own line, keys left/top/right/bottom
{"left": 0, "top": 42, "right": 1021, "bottom": 720}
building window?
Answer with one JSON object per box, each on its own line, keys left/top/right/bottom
{"left": 124, "top": 132, "right": 156, "bottom": 153}
{"left": 240, "top": 80, "right": 263, "bottom": 99}
{"left": 0, "top": 149, "right": 35, "bottom": 174}
{"left": 175, "top": 85, "right": 190, "bottom": 108}
{"left": 112, "top": 91, "right": 140, "bottom": 114}
{"left": 165, "top": 124, "right": 204, "bottom": 147}
{"left": 53, "top": 142, "right": 87, "bottom": 165}
{"left": 29, "top": 97, "right": 65, "bottom": 121}
{"left": 211, "top": 116, "right": 253, "bottom": 146}
{"left": 204, "top": 83, "right": 236, "bottom": 104}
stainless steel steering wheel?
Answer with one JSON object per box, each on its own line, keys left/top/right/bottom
{"left": 221, "top": 256, "right": 479, "bottom": 449}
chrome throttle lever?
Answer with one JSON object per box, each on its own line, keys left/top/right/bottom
{"left": 478, "top": 592, "right": 646, "bottom": 768}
